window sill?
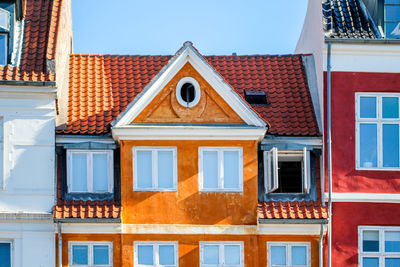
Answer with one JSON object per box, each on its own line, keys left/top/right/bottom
{"left": 356, "top": 167, "right": 400, "bottom": 171}
{"left": 133, "top": 188, "right": 177, "bottom": 192}
{"left": 199, "top": 189, "right": 243, "bottom": 193}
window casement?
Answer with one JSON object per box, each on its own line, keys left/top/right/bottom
{"left": 69, "top": 242, "right": 112, "bottom": 267}
{"left": 198, "top": 147, "right": 243, "bottom": 192}
{"left": 176, "top": 77, "right": 201, "bottom": 108}
{"left": 132, "top": 147, "right": 177, "bottom": 191}
{"left": 199, "top": 242, "right": 244, "bottom": 267}
{"left": 0, "top": 241, "right": 12, "bottom": 267}
{"left": 384, "top": 0, "right": 400, "bottom": 39}
{"left": 0, "top": 8, "right": 9, "bottom": 65}
{"left": 359, "top": 226, "right": 400, "bottom": 267}
{"left": 267, "top": 242, "right": 311, "bottom": 267}
{"left": 67, "top": 150, "right": 114, "bottom": 193}
{"left": 264, "top": 147, "right": 311, "bottom": 194}
{"left": 356, "top": 93, "right": 400, "bottom": 170}
{"left": 134, "top": 241, "right": 178, "bottom": 267}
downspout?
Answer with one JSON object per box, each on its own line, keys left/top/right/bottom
{"left": 319, "top": 223, "right": 324, "bottom": 267}
{"left": 58, "top": 221, "right": 62, "bottom": 267}
{"left": 327, "top": 41, "right": 333, "bottom": 267}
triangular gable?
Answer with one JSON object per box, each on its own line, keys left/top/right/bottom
{"left": 112, "top": 42, "right": 267, "bottom": 128}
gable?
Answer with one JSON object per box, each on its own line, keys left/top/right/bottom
{"left": 133, "top": 62, "right": 244, "bottom": 124}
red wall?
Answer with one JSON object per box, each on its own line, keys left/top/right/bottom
{"left": 324, "top": 71, "right": 400, "bottom": 193}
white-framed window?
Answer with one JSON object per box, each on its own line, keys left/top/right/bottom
{"left": 176, "top": 77, "right": 201, "bottom": 108}
{"left": 267, "top": 242, "right": 310, "bottom": 267}
{"left": 264, "top": 147, "right": 311, "bottom": 194}
{"left": 359, "top": 226, "right": 400, "bottom": 267}
{"left": 67, "top": 150, "right": 114, "bottom": 193}
{"left": 356, "top": 93, "right": 400, "bottom": 170}
{"left": 199, "top": 242, "right": 244, "bottom": 267}
{"left": 134, "top": 241, "right": 178, "bottom": 267}
{"left": 0, "top": 240, "right": 12, "bottom": 267}
{"left": 69, "top": 242, "right": 112, "bottom": 267}
{"left": 198, "top": 147, "right": 243, "bottom": 192}
{"left": 0, "top": 8, "right": 10, "bottom": 65}
{"left": 132, "top": 147, "right": 177, "bottom": 191}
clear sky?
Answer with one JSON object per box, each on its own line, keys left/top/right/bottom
{"left": 71, "top": 0, "right": 308, "bottom": 56}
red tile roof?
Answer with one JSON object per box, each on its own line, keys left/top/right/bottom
{"left": 258, "top": 201, "right": 328, "bottom": 219}
{"left": 53, "top": 200, "right": 121, "bottom": 219}
{"left": 0, "top": 0, "right": 62, "bottom": 81}
{"left": 57, "top": 54, "right": 320, "bottom": 136}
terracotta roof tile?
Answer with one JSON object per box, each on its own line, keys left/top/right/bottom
{"left": 258, "top": 201, "right": 328, "bottom": 219}
{"left": 53, "top": 200, "right": 121, "bottom": 219}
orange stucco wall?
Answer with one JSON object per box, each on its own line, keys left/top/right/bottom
{"left": 121, "top": 140, "right": 258, "bottom": 225}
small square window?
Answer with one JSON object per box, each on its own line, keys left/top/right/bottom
{"left": 200, "top": 242, "right": 244, "bottom": 267}
{"left": 69, "top": 242, "right": 112, "bottom": 267}
{"left": 267, "top": 242, "right": 310, "bottom": 267}
{"left": 0, "top": 241, "right": 11, "bottom": 267}
{"left": 134, "top": 242, "right": 178, "bottom": 267}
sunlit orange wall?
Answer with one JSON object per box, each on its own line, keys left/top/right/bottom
{"left": 121, "top": 140, "right": 258, "bottom": 225}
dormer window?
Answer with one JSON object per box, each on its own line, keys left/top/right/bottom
{"left": 0, "top": 8, "right": 10, "bottom": 65}
{"left": 176, "top": 77, "right": 201, "bottom": 108}
{"left": 385, "top": 0, "right": 400, "bottom": 38}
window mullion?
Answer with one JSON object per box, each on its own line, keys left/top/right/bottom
{"left": 153, "top": 150, "right": 158, "bottom": 189}
{"left": 286, "top": 244, "right": 290, "bottom": 266}
{"left": 89, "top": 244, "right": 93, "bottom": 266}
{"left": 219, "top": 150, "right": 224, "bottom": 190}
{"left": 88, "top": 152, "right": 93, "bottom": 192}
{"left": 155, "top": 244, "right": 159, "bottom": 266}
{"left": 219, "top": 244, "right": 224, "bottom": 266}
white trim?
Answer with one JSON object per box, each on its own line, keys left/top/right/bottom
{"left": 132, "top": 147, "right": 177, "bottom": 192}
{"left": 176, "top": 77, "right": 201, "bottom": 108}
{"left": 261, "top": 137, "right": 323, "bottom": 147}
{"left": 134, "top": 241, "right": 178, "bottom": 267}
{"left": 67, "top": 150, "right": 114, "bottom": 193}
{"left": 200, "top": 241, "right": 244, "bottom": 267}
{"left": 57, "top": 223, "right": 121, "bottom": 234}
{"left": 198, "top": 147, "right": 243, "bottom": 192}
{"left": 324, "top": 193, "right": 400, "bottom": 203}
{"left": 267, "top": 242, "right": 311, "bottom": 267}
{"left": 69, "top": 241, "right": 113, "bottom": 267}
{"left": 0, "top": 240, "right": 12, "bottom": 267}
{"left": 56, "top": 136, "right": 115, "bottom": 144}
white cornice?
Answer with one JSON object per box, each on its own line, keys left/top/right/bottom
{"left": 324, "top": 193, "right": 400, "bottom": 203}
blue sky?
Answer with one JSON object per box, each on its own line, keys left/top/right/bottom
{"left": 71, "top": 0, "right": 308, "bottom": 55}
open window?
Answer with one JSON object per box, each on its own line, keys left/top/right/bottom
{"left": 264, "top": 147, "right": 311, "bottom": 194}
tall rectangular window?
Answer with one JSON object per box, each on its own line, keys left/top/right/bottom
{"left": 200, "top": 242, "right": 244, "bottom": 267}
{"left": 267, "top": 242, "right": 310, "bottom": 267}
{"left": 134, "top": 242, "right": 178, "bottom": 267}
{"left": 356, "top": 94, "right": 400, "bottom": 169}
{"left": 133, "top": 147, "right": 177, "bottom": 191}
{"left": 199, "top": 147, "right": 243, "bottom": 192}
{"left": 69, "top": 242, "right": 112, "bottom": 267}
{"left": 0, "top": 242, "right": 11, "bottom": 267}
{"left": 385, "top": 0, "right": 400, "bottom": 38}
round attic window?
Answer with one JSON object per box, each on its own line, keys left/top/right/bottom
{"left": 176, "top": 77, "right": 201, "bottom": 108}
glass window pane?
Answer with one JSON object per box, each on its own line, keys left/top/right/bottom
{"left": 383, "top": 124, "right": 399, "bottom": 167}
{"left": 72, "top": 245, "right": 88, "bottom": 265}
{"left": 0, "top": 9, "right": 9, "bottom": 30}
{"left": 385, "top": 231, "right": 400, "bottom": 252}
{"left": 385, "top": 258, "right": 400, "bottom": 267}
{"left": 203, "top": 151, "right": 219, "bottom": 189}
{"left": 223, "top": 151, "right": 239, "bottom": 189}
{"left": 386, "top": 0, "right": 400, "bottom": 4}
{"left": 360, "top": 124, "right": 378, "bottom": 168}
{"left": 271, "top": 246, "right": 286, "bottom": 265}
{"left": 93, "top": 245, "right": 109, "bottom": 265}
{"left": 159, "top": 245, "right": 175, "bottom": 265}
{"left": 0, "top": 34, "right": 6, "bottom": 66}
{"left": 386, "top": 22, "right": 400, "bottom": 39}
{"left": 383, "top": 97, "right": 399, "bottom": 118}
{"left": 137, "top": 151, "right": 152, "bottom": 188}
{"left": 204, "top": 245, "right": 219, "bottom": 264}
{"left": 385, "top": 5, "right": 400, "bottom": 21}
{"left": 0, "top": 243, "right": 11, "bottom": 267}
{"left": 363, "top": 257, "right": 379, "bottom": 267}
{"left": 360, "top": 97, "right": 376, "bottom": 118}
{"left": 93, "top": 154, "right": 109, "bottom": 192}
{"left": 158, "top": 151, "right": 174, "bottom": 189}
{"left": 224, "top": 245, "right": 240, "bottom": 265}
{"left": 138, "top": 245, "right": 153, "bottom": 265}
{"left": 292, "top": 246, "right": 307, "bottom": 266}
{"left": 363, "top": 231, "right": 379, "bottom": 252}
{"left": 71, "top": 154, "right": 88, "bottom": 192}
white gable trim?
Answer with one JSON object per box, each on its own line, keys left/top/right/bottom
{"left": 112, "top": 42, "right": 267, "bottom": 128}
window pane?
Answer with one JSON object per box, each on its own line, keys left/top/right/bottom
{"left": 363, "top": 230, "right": 379, "bottom": 252}
{"left": 203, "top": 151, "right": 219, "bottom": 189}
{"left": 360, "top": 124, "right": 378, "bottom": 168}
{"left": 72, "top": 154, "right": 88, "bottom": 192}
{"left": 158, "top": 151, "right": 173, "bottom": 189}
{"left": 0, "top": 34, "right": 6, "bottom": 66}
{"left": 385, "top": 231, "right": 400, "bottom": 252}
{"left": 0, "top": 243, "right": 11, "bottom": 267}
{"left": 363, "top": 257, "right": 379, "bottom": 267}
{"left": 137, "top": 151, "right": 152, "bottom": 188}
{"left": 292, "top": 246, "right": 307, "bottom": 266}
{"left": 383, "top": 124, "right": 399, "bottom": 167}
{"left": 385, "top": 258, "right": 400, "bottom": 267}
{"left": 93, "top": 154, "right": 109, "bottom": 192}
{"left": 271, "top": 246, "right": 286, "bottom": 265}
{"left": 385, "top": 5, "right": 400, "bottom": 21}
{"left": 386, "top": 0, "right": 400, "bottom": 4}
{"left": 204, "top": 245, "right": 219, "bottom": 264}
{"left": 138, "top": 245, "right": 153, "bottom": 265}
{"left": 223, "top": 151, "right": 239, "bottom": 189}
{"left": 93, "top": 245, "right": 109, "bottom": 265}
{"left": 72, "top": 245, "right": 88, "bottom": 265}
{"left": 159, "top": 245, "right": 175, "bottom": 265}
{"left": 360, "top": 97, "right": 376, "bottom": 118}
{"left": 386, "top": 22, "right": 400, "bottom": 38}
{"left": 224, "top": 245, "right": 240, "bottom": 265}
{"left": 383, "top": 97, "right": 399, "bottom": 118}
{"left": 0, "top": 9, "right": 9, "bottom": 30}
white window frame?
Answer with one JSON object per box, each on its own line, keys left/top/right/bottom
{"left": 358, "top": 226, "right": 400, "bottom": 267}
{"left": 67, "top": 150, "right": 114, "bottom": 193}
{"left": 69, "top": 241, "right": 113, "bottom": 267}
{"left": 134, "top": 241, "right": 178, "bottom": 267}
{"left": 132, "top": 147, "right": 178, "bottom": 191}
{"left": 198, "top": 147, "right": 243, "bottom": 192}
{"left": 176, "top": 77, "right": 201, "bottom": 108}
{"left": 0, "top": 240, "right": 12, "bottom": 267}
{"left": 267, "top": 242, "right": 311, "bottom": 267}
{"left": 0, "top": 8, "right": 10, "bottom": 31}
{"left": 199, "top": 241, "right": 244, "bottom": 267}
{"left": 264, "top": 147, "right": 311, "bottom": 194}
{"left": 355, "top": 93, "right": 400, "bottom": 170}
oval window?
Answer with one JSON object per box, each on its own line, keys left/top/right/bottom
{"left": 176, "top": 77, "right": 201, "bottom": 108}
